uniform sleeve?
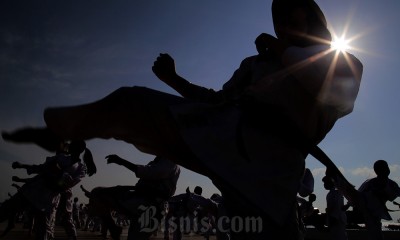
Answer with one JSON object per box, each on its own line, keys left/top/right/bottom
{"left": 184, "top": 56, "right": 254, "bottom": 103}
{"left": 181, "top": 85, "right": 223, "bottom": 103}
{"left": 282, "top": 45, "right": 363, "bottom": 117}
{"left": 358, "top": 179, "right": 371, "bottom": 192}
{"left": 221, "top": 56, "right": 254, "bottom": 101}
{"left": 387, "top": 180, "right": 400, "bottom": 201}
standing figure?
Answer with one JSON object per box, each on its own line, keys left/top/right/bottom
{"left": 72, "top": 197, "right": 81, "bottom": 229}
{"left": 356, "top": 160, "right": 400, "bottom": 240}
{"left": 323, "top": 175, "right": 348, "bottom": 240}
{"left": 2, "top": 0, "right": 363, "bottom": 239}
{"left": 79, "top": 203, "right": 86, "bottom": 229}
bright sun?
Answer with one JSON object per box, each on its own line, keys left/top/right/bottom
{"left": 331, "top": 37, "right": 350, "bottom": 52}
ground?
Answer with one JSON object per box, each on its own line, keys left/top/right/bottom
{"left": 1, "top": 223, "right": 400, "bottom": 240}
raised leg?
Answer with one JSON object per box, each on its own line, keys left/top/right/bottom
{"left": 43, "top": 86, "right": 209, "bottom": 175}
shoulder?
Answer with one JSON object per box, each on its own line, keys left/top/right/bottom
{"left": 388, "top": 179, "right": 400, "bottom": 189}
{"left": 239, "top": 55, "right": 258, "bottom": 66}
{"left": 157, "top": 157, "right": 178, "bottom": 168}
{"left": 358, "top": 178, "right": 374, "bottom": 191}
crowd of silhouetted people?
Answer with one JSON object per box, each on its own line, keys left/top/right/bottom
{"left": 2, "top": 0, "right": 400, "bottom": 239}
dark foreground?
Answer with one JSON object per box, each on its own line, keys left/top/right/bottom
{"left": 0, "top": 223, "right": 215, "bottom": 240}
{"left": 305, "top": 227, "right": 400, "bottom": 240}
{"left": 1, "top": 223, "right": 400, "bottom": 240}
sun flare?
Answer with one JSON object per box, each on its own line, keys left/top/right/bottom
{"left": 331, "top": 36, "right": 350, "bottom": 52}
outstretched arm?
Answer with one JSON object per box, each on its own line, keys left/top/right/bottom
{"left": 12, "top": 176, "right": 34, "bottom": 183}
{"left": 11, "top": 183, "right": 21, "bottom": 190}
{"left": 152, "top": 54, "right": 224, "bottom": 103}
{"left": 152, "top": 53, "right": 192, "bottom": 97}
{"left": 12, "top": 161, "right": 44, "bottom": 175}
{"left": 105, "top": 154, "right": 138, "bottom": 174}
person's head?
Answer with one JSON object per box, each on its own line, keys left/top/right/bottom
{"left": 210, "top": 193, "right": 221, "bottom": 201}
{"left": 68, "top": 140, "right": 97, "bottom": 177}
{"left": 68, "top": 140, "right": 86, "bottom": 156}
{"left": 56, "top": 140, "right": 69, "bottom": 154}
{"left": 308, "top": 193, "right": 316, "bottom": 202}
{"left": 373, "top": 160, "right": 390, "bottom": 178}
{"left": 322, "top": 176, "right": 335, "bottom": 190}
{"left": 194, "top": 186, "right": 203, "bottom": 195}
{"left": 271, "top": 0, "right": 331, "bottom": 47}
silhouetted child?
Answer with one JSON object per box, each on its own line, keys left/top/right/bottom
{"left": 356, "top": 160, "right": 400, "bottom": 240}
{"left": 73, "top": 197, "right": 81, "bottom": 229}
{"left": 323, "top": 175, "right": 348, "bottom": 240}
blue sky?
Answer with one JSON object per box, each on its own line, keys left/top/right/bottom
{"left": 1, "top": 0, "right": 400, "bottom": 222}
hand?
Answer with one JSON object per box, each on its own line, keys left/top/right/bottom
{"left": 255, "top": 33, "right": 281, "bottom": 55}
{"left": 325, "top": 167, "right": 338, "bottom": 180}
{"left": 105, "top": 154, "right": 124, "bottom": 165}
{"left": 152, "top": 53, "right": 177, "bottom": 85}
{"left": 255, "top": 33, "right": 274, "bottom": 54}
{"left": 12, "top": 176, "right": 21, "bottom": 182}
{"left": 12, "top": 162, "right": 22, "bottom": 169}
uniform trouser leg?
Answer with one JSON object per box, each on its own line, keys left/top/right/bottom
{"left": 364, "top": 213, "right": 383, "bottom": 240}
{"left": 44, "top": 86, "right": 208, "bottom": 175}
{"left": 62, "top": 190, "right": 77, "bottom": 239}
{"left": 34, "top": 210, "right": 55, "bottom": 240}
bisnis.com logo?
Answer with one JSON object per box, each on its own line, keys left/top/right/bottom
{"left": 137, "top": 205, "right": 263, "bottom": 234}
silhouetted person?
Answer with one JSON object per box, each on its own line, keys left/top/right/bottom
{"left": 0, "top": 140, "right": 95, "bottom": 240}
{"left": 323, "top": 175, "right": 348, "bottom": 240}
{"left": 82, "top": 155, "right": 180, "bottom": 240}
{"left": 185, "top": 190, "right": 229, "bottom": 240}
{"left": 2, "top": 0, "right": 363, "bottom": 239}
{"left": 72, "top": 197, "right": 81, "bottom": 229}
{"left": 297, "top": 193, "right": 316, "bottom": 219}
{"left": 193, "top": 186, "right": 203, "bottom": 196}
{"left": 355, "top": 160, "right": 400, "bottom": 240}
